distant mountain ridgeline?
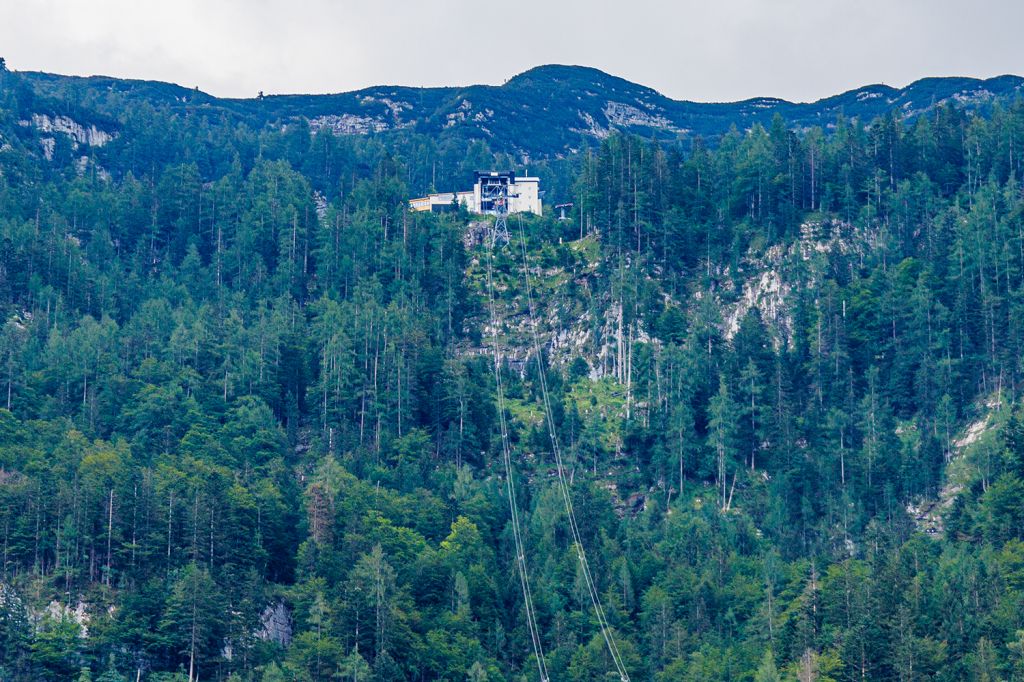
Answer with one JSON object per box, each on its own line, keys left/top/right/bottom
{"left": 10, "top": 64, "right": 1024, "bottom": 158}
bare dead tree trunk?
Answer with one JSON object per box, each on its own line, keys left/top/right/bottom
{"left": 105, "top": 488, "right": 114, "bottom": 586}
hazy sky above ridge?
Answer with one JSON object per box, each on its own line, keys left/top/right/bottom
{"left": 3, "top": 0, "right": 1023, "bottom": 102}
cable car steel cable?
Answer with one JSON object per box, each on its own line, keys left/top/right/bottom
{"left": 513, "top": 214, "right": 631, "bottom": 682}
{"left": 484, "top": 240, "right": 549, "bottom": 682}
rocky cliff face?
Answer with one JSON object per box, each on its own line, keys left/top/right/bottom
{"left": 18, "top": 113, "right": 116, "bottom": 161}
{"left": 466, "top": 216, "right": 883, "bottom": 387}
{"left": 27, "top": 113, "right": 114, "bottom": 147}
{"left": 257, "top": 601, "right": 293, "bottom": 647}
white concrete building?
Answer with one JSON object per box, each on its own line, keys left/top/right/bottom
{"left": 409, "top": 171, "right": 542, "bottom": 216}
{"left": 408, "top": 191, "right": 474, "bottom": 213}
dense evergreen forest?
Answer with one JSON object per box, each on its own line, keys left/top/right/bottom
{"left": 4, "top": 60, "right": 1024, "bottom": 681}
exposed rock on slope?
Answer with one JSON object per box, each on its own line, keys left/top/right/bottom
{"left": 722, "top": 218, "right": 877, "bottom": 346}
{"left": 17, "top": 65, "right": 1024, "bottom": 158}
{"left": 910, "top": 400, "right": 1000, "bottom": 536}
{"left": 21, "top": 113, "right": 115, "bottom": 147}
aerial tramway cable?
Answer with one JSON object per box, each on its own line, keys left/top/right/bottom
{"left": 484, "top": 242, "right": 549, "bottom": 682}
{"left": 514, "top": 214, "right": 631, "bottom": 682}
{"left": 481, "top": 182, "right": 630, "bottom": 681}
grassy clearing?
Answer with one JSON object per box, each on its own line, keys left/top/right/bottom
{"left": 568, "top": 233, "right": 602, "bottom": 266}
{"left": 568, "top": 376, "right": 627, "bottom": 451}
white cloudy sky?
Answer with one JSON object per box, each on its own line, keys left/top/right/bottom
{"left": 2, "top": 0, "right": 1022, "bottom": 102}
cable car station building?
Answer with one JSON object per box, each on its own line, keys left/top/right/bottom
{"left": 409, "top": 171, "right": 543, "bottom": 216}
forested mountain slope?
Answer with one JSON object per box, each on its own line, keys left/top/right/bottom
{"left": 12, "top": 62, "right": 1024, "bottom": 158}
{"left": 3, "top": 60, "right": 1024, "bottom": 681}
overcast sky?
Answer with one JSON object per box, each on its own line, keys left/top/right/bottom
{"left": 3, "top": 0, "right": 1023, "bottom": 103}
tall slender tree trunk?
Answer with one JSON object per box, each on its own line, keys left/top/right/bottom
{"left": 106, "top": 488, "right": 114, "bottom": 586}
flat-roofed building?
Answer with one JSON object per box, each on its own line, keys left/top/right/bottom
{"left": 408, "top": 191, "right": 475, "bottom": 213}
{"left": 409, "top": 172, "right": 542, "bottom": 216}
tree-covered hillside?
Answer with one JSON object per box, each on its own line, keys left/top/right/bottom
{"left": 3, "top": 60, "right": 1024, "bottom": 681}
{"left": 13, "top": 62, "right": 1024, "bottom": 158}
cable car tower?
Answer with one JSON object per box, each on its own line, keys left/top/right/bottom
{"left": 478, "top": 171, "right": 517, "bottom": 247}
{"left": 491, "top": 191, "right": 511, "bottom": 247}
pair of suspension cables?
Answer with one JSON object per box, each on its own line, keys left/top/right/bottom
{"left": 482, "top": 216, "right": 630, "bottom": 682}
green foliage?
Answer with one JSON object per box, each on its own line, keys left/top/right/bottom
{"left": 29, "top": 613, "right": 82, "bottom": 681}
{"left": 4, "top": 67, "right": 1024, "bottom": 681}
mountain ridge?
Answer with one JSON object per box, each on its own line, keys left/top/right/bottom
{"left": 12, "top": 64, "right": 1024, "bottom": 158}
